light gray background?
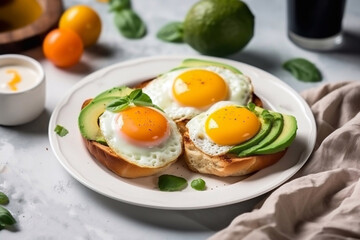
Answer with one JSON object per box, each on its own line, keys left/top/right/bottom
{"left": 1, "top": 0, "right": 359, "bottom": 239}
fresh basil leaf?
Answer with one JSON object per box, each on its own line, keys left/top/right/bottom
{"left": 54, "top": 125, "right": 68, "bottom": 137}
{"left": 152, "top": 105, "right": 164, "bottom": 112}
{"left": 106, "top": 101, "right": 130, "bottom": 112}
{"left": 129, "top": 89, "right": 143, "bottom": 100}
{"left": 247, "top": 102, "right": 256, "bottom": 111}
{"left": 262, "top": 109, "right": 270, "bottom": 115}
{"left": 0, "top": 193, "right": 9, "bottom": 205}
{"left": 132, "top": 100, "right": 163, "bottom": 112}
{"left": 132, "top": 100, "right": 152, "bottom": 107}
{"left": 108, "top": 96, "right": 130, "bottom": 106}
{"left": 114, "top": 9, "right": 146, "bottom": 39}
{"left": 158, "top": 175, "right": 187, "bottom": 191}
{"left": 261, "top": 110, "right": 274, "bottom": 122}
{"left": 109, "top": 0, "right": 131, "bottom": 12}
{"left": 283, "top": 58, "right": 322, "bottom": 82}
{"left": 191, "top": 178, "right": 206, "bottom": 191}
{"left": 157, "top": 22, "right": 184, "bottom": 43}
{"left": 106, "top": 90, "right": 160, "bottom": 112}
{"left": 0, "top": 206, "right": 16, "bottom": 228}
{"left": 107, "top": 98, "right": 129, "bottom": 107}
{"left": 134, "top": 92, "right": 152, "bottom": 103}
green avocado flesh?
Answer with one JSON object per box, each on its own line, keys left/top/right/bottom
{"left": 78, "top": 86, "right": 134, "bottom": 143}
{"left": 238, "top": 113, "right": 284, "bottom": 157}
{"left": 169, "top": 58, "right": 243, "bottom": 75}
{"left": 229, "top": 111, "right": 272, "bottom": 154}
{"left": 253, "top": 114, "right": 297, "bottom": 155}
{"left": 93, "top": 86, "right": 133, "bottom": 101}
{"left": 78, "top": 97, "right": 117, "bottom": 143}
{"left": 229, "top": 106, "right": 297, "bottom": 156}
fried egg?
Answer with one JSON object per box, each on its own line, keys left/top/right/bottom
{"left": 186, "top": 101, "right": 260, "bottom": 156}
{"left": 142, "top": 66, "right": 253, "bottom": 121}
{"left": 99, "top": 106, "right": 182, "bottom": 167}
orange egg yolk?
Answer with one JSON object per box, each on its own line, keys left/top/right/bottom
{"left": 205, "top": 106, "right": 261, "bottom": 146}
{"left": 118, "top": 106, "right": 170, "bottom": 147}
{"left": 172, "top": 69, "right": 228, "bottom": 108}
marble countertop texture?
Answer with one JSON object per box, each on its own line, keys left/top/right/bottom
{"left": 1, "top": 0, "right": 359, "bottom": 239}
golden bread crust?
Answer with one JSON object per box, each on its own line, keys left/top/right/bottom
{"left": 84, "top": 138, "right": 173, "bottom": 178}
{"left": 181, "top": 125, "right": 286, "bottom": 177}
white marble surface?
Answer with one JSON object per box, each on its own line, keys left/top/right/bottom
{"left": 1, "top": 0, "right": 359, "bottom": 239}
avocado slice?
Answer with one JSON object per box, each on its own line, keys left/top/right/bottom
{"left": 169, "top": 58, "right": 243, "bottom": 75}
{"left": 78, "top": 97, "right": 118, "bottom": 143}
{"left": 229, "top": 107, "right": 273, "bottom": 154}
{"left": 238, "top": 113, "right": 284, "bottom": 157}
{"left": 253, "top": 114, "right": 297, "bottom": 155}
{"left": 93, "top": 86, "right": 133, "bottom": 101}
{"left": 78, "top": 86, "right": 134, "bottom": 143}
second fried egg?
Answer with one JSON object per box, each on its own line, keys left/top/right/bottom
{"left": 186, "top": 101, "right": 261, "bottom": 156}
{"left": 142, "top": 66, "right": 253, "bottom": 121}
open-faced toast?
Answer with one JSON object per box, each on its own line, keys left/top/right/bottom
{"left": 78, "top": 58, "right": 297, "bottom": 179}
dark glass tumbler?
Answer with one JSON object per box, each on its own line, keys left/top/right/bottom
{"left": 287, "top": 0, "right": 346, "bottom": 50}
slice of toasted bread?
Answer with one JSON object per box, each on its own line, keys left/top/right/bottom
{"left": 81, "top": 99, "right": 178, "bottom": 178}
{"left": 182, "top": 129, "right": 286, "bottom": 177}
{"left": 84, "top": 138, "right": 174, "bottom": 178}
{"left": 81, "top": 76, "right": 263, "bottom": 178}
{"left": 177, "top": 95, "right": 284, "bottom": 178}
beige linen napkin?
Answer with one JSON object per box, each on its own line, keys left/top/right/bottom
{"left": 210, "top": 81, "right": 360, "bottom": 240}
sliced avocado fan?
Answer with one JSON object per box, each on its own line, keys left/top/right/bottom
{"left": 238, "top": 112, "right": 284, "bottom": 157}
{"left": 229, "top": 106, "right": 298, "bottom": 157}
{"left": 229, "top": 107, "right": 273, "bottom": 154}
{"left": 253, "top": 114, "right": 297, "bottom": 155}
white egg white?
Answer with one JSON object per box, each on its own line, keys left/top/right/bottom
{"left": 99, "top": 108, "right": 183, "bottom": 168}
{"left": 186, "top": 101, "right": 241, "bottom": 156}
{"left": 142, "top": 66, "right": 253, "bottom": 121}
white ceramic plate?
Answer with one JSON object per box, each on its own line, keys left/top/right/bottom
{"left": 49, "top": 56, "right": 316, "bottom": 210}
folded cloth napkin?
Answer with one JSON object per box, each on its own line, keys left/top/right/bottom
{"left": 209, "top": 81, "right": 360, "bottom": 240}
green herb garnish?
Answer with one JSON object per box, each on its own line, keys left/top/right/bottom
{"left": 0, "top": 193, "right": 9, "bottom": 205}
{"left": 261, "top": 110, "right": 274, "bottom": 123}
{"left": 158, "top": 174, "right": 187, "bottom": 191}
{"left": 114, "top": 9, "right": 146, "bottom": 39}
{"left": 191, "top": 178, "right": 206, "bottom": 191}
{"left": 106, "top": 89, "right": 162, "bottom": 113}
{"left": 110, "top": 0, "right": 146, "bottom": 39}
{"left": 54, "top": 125, "right": 69, "bottom": 137}
{"left": 109, "top": 0, "right": 131, "bottom": 12}
{"left": 283, "top": 58, "right": 322, "bottom": 82}
{"left": 0, "top": 192, "right": 16, "bottom": 230}
{"left": 157, "top": 22, "right": 184, "bottom": 43}
{"left": 247, "top": 102, "right": 256, "bottom": 112}
{"left": 0, "top": 206, "right": 16, "bottom": 229}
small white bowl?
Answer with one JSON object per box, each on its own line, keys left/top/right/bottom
{"left": 0, "top": 54, "right": 45, "bottom": 126}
